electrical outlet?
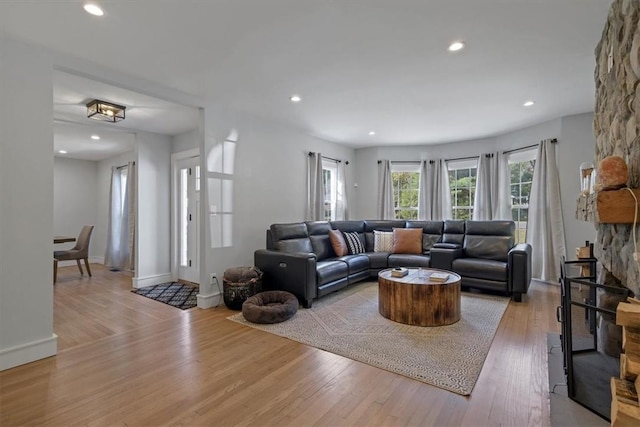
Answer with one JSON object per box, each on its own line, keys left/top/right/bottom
{"left": 210, "top": 273, "right": 217, "bottom": 285}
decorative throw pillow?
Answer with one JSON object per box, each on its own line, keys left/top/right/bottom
{"left": 328, "top": 229, "right": 348, "bottom": 257}
{"left": 343, "top": 231, "right": 365, "bottom": 254}
{"left": 373, "top": 230, "right": 394, "bottom": 252}
{"left": 392, "top": 228, "right": 423, "bottom": 254}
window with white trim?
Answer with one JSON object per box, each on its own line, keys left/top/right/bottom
{"left": 391, "top": 162, "right": 420, "bottom": 220}
{"left": 447, "top": 159, "right": 477, "bottom": 220}
{"left": 508, "top": 149, "right": 536, "bottom": 244}
{"left": 322, "top": 159, "right": 338, "bottom": 221}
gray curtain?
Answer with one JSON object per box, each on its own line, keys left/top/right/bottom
{"left": 335, "top": 160, "right": 348, "bottom": 220}
{"left": 377, "top": 160, "right": 394, "bottom": 219}
{"left": 418, "top": 159, "right": 451, "bottom": 220}
{"left": 526, "top": 139, "right": 566, "bottom": 282}
{"left": 473, "top": 152, "right": 511, "bottom": 220}
{"left": 105, "top": 161, "right": 136, "bottom": 271}
{"left": 306, "top": 153, "right": 324, "bottom": 221}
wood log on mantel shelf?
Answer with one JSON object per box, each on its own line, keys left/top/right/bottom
{"left": 575, "top": 188, "right": 640, "bottom": 224}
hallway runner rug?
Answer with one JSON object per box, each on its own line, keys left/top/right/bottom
{"left": 132, "top": 282, "right": 198, "bottom": 310}
{"left": 228, "top": 281, "right": 509, "bottom": 395}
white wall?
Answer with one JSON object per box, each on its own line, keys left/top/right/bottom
{"left": 135, "top": 132, "right": 172, "bottom": 287}
{"left": 95, "top": 150, "right": 136, "bottom": 265}
{"left": 53, "top": 157, "right": 99, "bottom": 258}
{"left": 0, "top": 37, "right": 56, "bottom": 370}
{"left": 197, "top": 106, "right": 355, "bottom": 305}
{"left": 172, "top": 129, "right": 199, "bottom": 154}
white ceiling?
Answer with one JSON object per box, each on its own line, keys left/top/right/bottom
{"left": 1, "top": 0, "right": 612, "bottom": 153}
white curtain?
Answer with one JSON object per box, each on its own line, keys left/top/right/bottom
{"left": 527, "top": 139, "right": 566, "bottom": 282}
{"left": 377, "top": 160, "right": 394, "bottom": 219}
{"left": 105, "top": 161, "right": 136, "bottom": 271}
{"left": 418, "top": 159, "right": 451, "bottom": 220}
{"left": 306, "top": 153, "right": 324, "bottom": 221}
{"left": 473, "top": 152, "right": 512, "bottom": 220}
{"left": 335, "top": 161, "right": 348, "bottom": 220}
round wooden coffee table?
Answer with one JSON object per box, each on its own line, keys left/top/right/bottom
{"left": 378, "top": 268, "right": 461, "bottom": 326}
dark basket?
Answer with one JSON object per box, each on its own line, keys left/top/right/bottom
{"left": 223, "top": 268, "right": 263, "bottom": 310}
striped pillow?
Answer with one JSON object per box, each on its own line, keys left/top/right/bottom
{"left": 343, "top": 231, "right": 365, "bottom": 254}
{"left": 373, "top": 230, "right": 394, "bottom": 252}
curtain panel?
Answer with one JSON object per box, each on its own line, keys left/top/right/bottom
{"left": 526, "top": 139, "right": 566, "bottom": 282}
{"left": 418, "top": 159, "right": 451, "bottom": 220}
{"left": 377, "top": 160, "right": 394, "bottom": 220}
{"left": 473, "top": 152, "right": 511, "bottom": 220}
{"left": 306, "top": 153, "right": 324, "bottom": 221}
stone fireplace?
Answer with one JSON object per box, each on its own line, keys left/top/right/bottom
{"left": 593, "top": 0, "right": 639, "bottom": 298}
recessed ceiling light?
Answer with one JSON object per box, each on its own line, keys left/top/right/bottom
{"left": 91, "top": 135, "right": 100, "bottom": 140}
{"left": 448, "top": 41, "right": 465, "bottom": 52}
{"left": 523, "top": 100, "right": 535, "bottom": 107}
{"left": 368, "top": 131, "right": 376, "bottom": 136}
{"left": 83, "top": 3, "right": 104, "bottom": 16}
{"left": 290, "top": 95, "right": 302, "bottom": 103}
{"left": 58, "top": 150, "right": 67, "bottom": 154}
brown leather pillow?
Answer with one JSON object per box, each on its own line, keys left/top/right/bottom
{"left": 392, "top": 228, "right": 423, "bottom": 254}
{"left": 329, "top": 229, "right": 348, "bottom": 257}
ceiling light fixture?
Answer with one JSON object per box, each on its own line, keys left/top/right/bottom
{"left": 91, "top": 135, "right": 100, "bottom": 140}
{"left": 83, "top": 3, "right": 104, "bottom": 16}
{"left": 523, "top": 100, "right": 535, "bottom": 107}
{"left": 369, "top": 131, "right": 376, "bottom": 136}
{"left": 290, "top": 95, "right": 302, "bottom": 103}
{"left": 58, "top": 150, "right": 67, "bottom": 154}
{"left": 448, "top": 41, "right": 465, "bottom": 52}
{"left": 86, "top": 99, "right": 126, "bottom": 122}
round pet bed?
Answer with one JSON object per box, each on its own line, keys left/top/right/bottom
{"left": 242, "top": 291, "right": 298, "bottom": 324}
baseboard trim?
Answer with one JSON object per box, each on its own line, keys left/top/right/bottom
{"left": 0, "top": 334, "right": 57, "bottom": 371}
{"left": 132, "top": 273, "right": 173, "bottom": 289}
{"left": 197, "top": 291, "right": 222, "bottom": 309}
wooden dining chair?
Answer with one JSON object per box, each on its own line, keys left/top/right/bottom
{"left": 53, "top": 225, "right": 94, "bottom": 283}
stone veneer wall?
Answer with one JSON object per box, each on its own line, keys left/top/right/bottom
{"left": 593, "top": 0, "right": 640, "bottom": 296}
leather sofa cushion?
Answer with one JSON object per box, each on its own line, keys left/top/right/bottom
{"left": 388, "top": 254, "right": 431, "bottom": 268}
{"left": 328, "top": 230, "right": 348, "bottom": 257}
{"left": 316, "top": 260, "right": 349, "bottom": 285}
{"left": 392, "top": 228, "right": 422, "bottom": 254}
{"left": 330, "top": 221, "right": 365, "bottom": 233}
{"left": 442, "top": 220, "right": 465, "bottom": 245}
{"left": 464, "top": 235, "right": 512, "bottom": 262}
{"left": 367, "top": 252, "right": 390, "bottom": 269}
{"left": 452, "top": 258, "right": 507, "bottom": 282}
{"left": 364, "top": 220, "right": 406, "bottom": 231}
{"left": 406, "top": 220, "right": 444, "bottom": 235}
{"left": 271, "top": 223, "right": 309, "bottom": 242}
{"left": 310, "top": 234, "right": 335, "bottom": 260}
{"left": 275, "top": 238, "right": 313, "bottom": 253}
{"left": 305, "top": 221, "right": 332, "bottom": 235}
{"left": 336, "top": 254, "right": 370, "bottom": 274}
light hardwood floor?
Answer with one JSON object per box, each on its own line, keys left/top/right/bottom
{"left": 1, "top": 264, "right": 560, "bottom": 426}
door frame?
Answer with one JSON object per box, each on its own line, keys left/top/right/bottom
{"left": 171, "top": 148, "right": 200, "bottom": 283}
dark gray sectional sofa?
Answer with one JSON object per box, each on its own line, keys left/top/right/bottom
{"left": 254, "top": 219, "right": 532, "bottom": 308}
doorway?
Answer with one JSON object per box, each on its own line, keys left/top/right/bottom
{"left": 172, "top": 150, "right": 201, "bottom": 284}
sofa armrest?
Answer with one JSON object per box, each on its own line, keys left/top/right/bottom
{"left": 508, "top": 243, "right": 532, "bottom": 296}
{"left": 430, "top": 246, "right": 463, "bottom": 270}
{"left": 254, "top": 249, "right": 317, "bottom": 307}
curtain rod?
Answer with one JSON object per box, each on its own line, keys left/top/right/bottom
{"left": 116, "top": 161, "right": 135, "bottom": 170}
{"left": 309, "top": 152, "right": 349, "bottom": 165}
{"left": 377, "top": 160, "right": 420, "bottom": 164}
{"left": 445, "top": 155, "right": 478, "bottom": 162}
{"left": 502, "top": 138, "right": 557, "bottom": 155}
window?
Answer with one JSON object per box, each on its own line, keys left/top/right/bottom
{"left": 322, "top": 159, "right": 338, "bottom": 221}
{"left": 391, "top": 163, "right": 420, "bottom": 220}
{"left": 509, "top": 149, "right": 536, "bottom": 243}
{"left": 447, "top": 159, "right": 477, "bottom": 220}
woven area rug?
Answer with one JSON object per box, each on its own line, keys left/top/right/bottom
{"left": 228, "top": 281, "right": 509, "bottom": 395}
{"left": 132, "top": 282, "right": 198, "bottom": 310}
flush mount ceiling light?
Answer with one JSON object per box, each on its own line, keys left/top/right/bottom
{"left": 447, "top": 41, "right": 465, "bottom": 52}
{"left": 368, "top": 131, "right": 376, "bottom": 136}
{"left": 58, "top": 150, "right": 67, "bottom": 154}
{"left": 290, "top": 95, "right": 302, "bottom": 103}
{"left": 83, "top": 3, "right": 104, "bottom": 16}
{"left": 523, "top": 100, "right": 535, "bottom": 107}
{"left": 86, "top": 99, "right": 126, "bottom": 122}
{"left": 90, "top": 135, "right": 100, "bottom": 140}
